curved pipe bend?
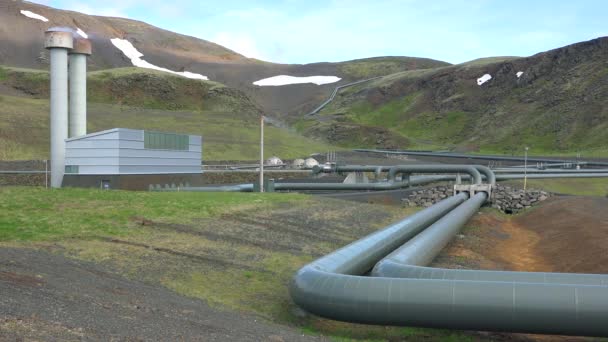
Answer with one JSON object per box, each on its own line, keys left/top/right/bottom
{"left": 473, "top": 165, "right": 496, "bottom": 185}
{"left": 387, "top": 165, "right": 483, "bottom": 184}
{"left": 291, "top": 192, "right": 608, "bottom": 336}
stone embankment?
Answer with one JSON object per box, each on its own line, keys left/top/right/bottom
{"left": 402, "top": 185, "right": 551, "bottom": 214}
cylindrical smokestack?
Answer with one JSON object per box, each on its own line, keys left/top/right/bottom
{"left": 45, "top": 28, "right": 73, "bottom": 188}
{"left": 69, "top": 37, "right": 91, "bottom": 138}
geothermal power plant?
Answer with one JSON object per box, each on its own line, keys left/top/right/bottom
{"left": 44, "top": 27, "right": 202, "bottom": 189}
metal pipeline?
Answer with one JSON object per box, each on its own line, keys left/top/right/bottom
{"left": 312, "top": 164, "right": 487, "bottom": 185}
{"left": 493, "top": 168, "right": 608, "bottom": 174}
{"left": 386, "top": 165, "right": 483, "bottom": 184}
{"left": 495, "top": 173, "right": 608, "bottom": 180}
{"left": 153, "top": 184, "right": 254, "bottom": 192}
{"left": 291, "top": 192, "right": 608, "bottom": 336}
{"left": 354, "top": 148, "right": 608, "bottom": 167}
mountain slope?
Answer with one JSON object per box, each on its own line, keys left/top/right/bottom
{"left": 0, "top": 0, "right": 450, "bottom": 117}
{"left": 297, "top": 37, "right": 608, "bottom": 155}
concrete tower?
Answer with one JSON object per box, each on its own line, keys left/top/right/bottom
{"left": 44, "top": 28, "right": 73, "bottom": 188}
{"left": 68, "top": 37, "right": 91, "bottom": 138}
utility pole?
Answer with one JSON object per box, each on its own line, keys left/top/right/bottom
{"left": 259, "top": 115, "right": 264, "bottom": 192}
{"left": 524, "top": 146, "right": 529, "bottom": 192}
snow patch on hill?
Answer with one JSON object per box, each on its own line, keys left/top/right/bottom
{"left": 253, "top": 75, "right": 341, "bottom": 86}
{"left": 477, "top": 74, "right": 492, "bottom": 86}
{"left": 76, "top": 28, "right": 88, "bottom": 39}
{"left": 20, "top": 10, "right": 49, "bottom": 22}
{"left": 110, "top": 38, "right": 208, "bottom": 80}
{"left": 516, "top": 71, "right": 524, "bottom": 78}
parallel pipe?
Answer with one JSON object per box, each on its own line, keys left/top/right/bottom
{"left": 493, "top": 168, "right": 608, "bottom": 174}
{"left": 153, "top": 184, "right": 254, "bottom": 192}
{"left": 354, "top": 149, "right": 608, "bottom": 167}
{"left": 291, "top": 193, "right": 608, "bottom": 336}
{"left": 387, "top": 165, "right": 483, "bottom": 184}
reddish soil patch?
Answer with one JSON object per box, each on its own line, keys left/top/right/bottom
{"left": 514, "top": 196, "right": 608, "bottom": 273}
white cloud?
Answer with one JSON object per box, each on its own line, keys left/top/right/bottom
{"left": 212, "top": 32, "right": 265, "bottom": 59}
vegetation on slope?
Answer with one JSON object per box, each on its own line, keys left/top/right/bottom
{"left": 0, "top": 187, "right": 481, "bottom": 341}
{"left": 297, "top": 38, "right": 608, "bottom": 156}
{"left": 337, "top": 56, "right": 451, "bottom": 79}
{"left": 0, "top": 66, "right": 335, "bottom": 160}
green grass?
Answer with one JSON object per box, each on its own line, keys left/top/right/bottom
{"left": 0, "top": 66, "right": 8, "bottom": 81}
{"left": 504, "top": 178, "right": 608, "bottom": 196}
{"left": 0, "top": 187, "right": 481, "bottom": 341}
{"left": 0, "top": 187, "right": 306, "bottom": 241}
{"left": 337, "top": 57, "right": 449, "bottom": 79}
{"left": 0, "top": 65, "right": 337, "bottom": 160}
{"left": 0, "top": 94, "right": 334, "bottom": 160}
{"left": 398, "top": 111, "right": 469, "bottom": 142}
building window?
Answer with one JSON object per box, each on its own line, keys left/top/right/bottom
{"left": 65, "top": 165, "right": 79, "bottom": 174}
{"left": 144, "top": 131, "right": 189, "bottom": 151}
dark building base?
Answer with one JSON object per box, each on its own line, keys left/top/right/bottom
{"left": 63, "top": 174, "right": 205, "bottom": 191}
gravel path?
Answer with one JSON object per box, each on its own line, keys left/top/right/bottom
{"left": 0, "top": 247, "right": 323, "bottom": 341}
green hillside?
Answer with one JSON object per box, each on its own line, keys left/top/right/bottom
{"left": 295, "top": 37, "right": 608, "bottom": 157}
{"left": 0, "top": 66, "right": 335, "bottom": 160}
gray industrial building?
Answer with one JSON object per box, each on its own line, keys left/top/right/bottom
{"left": 43, "top": 28, "right": 204, "bottom": 189}
{"left": 65, "top": 128, "right": 202, "bottom": 175}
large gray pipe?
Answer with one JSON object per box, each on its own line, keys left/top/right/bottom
{"left": 153, "top": 184, "right": 254, "bottom": 192}
{"left": 68, "top": 37, "right": 91, "bottom": 138}
{"left": 354, "top": 149, "right": 608, "bottom": 167}
{"left": 291, "top": 192, "right": 608, "bottom": 336}
{"left": 45, "top": 28, "right": 73, "bottom": 188}
{"left": 374, "top": 192, "right": 487, "bottom": 267}
{"left": 386, "top": 165, "right": 483, "bottom": 184}
{"left": 493, "top": 168, "right": 608, "bottom": 174}
{"left": 495, "top": 173, "right": 608, "bottom": 180}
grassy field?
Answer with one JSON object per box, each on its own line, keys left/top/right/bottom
{"left": 0, "top": 187, "right": 482, "bottom": 341}
{"left": 0, "top": 95, "right": 334, "bottom": 161}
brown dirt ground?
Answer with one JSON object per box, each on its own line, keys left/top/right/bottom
{"left": 435, "top": 195, "right": 608, "bottom": 341}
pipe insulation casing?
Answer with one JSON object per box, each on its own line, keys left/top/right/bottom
{"left": 68, "top": 53, "right": 87, "bottom": 137}
{"left": 375, "top": 192, "right": 487, "bottom": 268}
{"left": 291, "top": 192, "right": 608, "bottom": 336}
{"left": 49, "top": 48, "right": 69, "bottom": 188}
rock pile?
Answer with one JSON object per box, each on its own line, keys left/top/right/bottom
{"left": 491, "top": 185, "right": 550, "bottom": 214}
{"left": 401, "top": 186, "right": 454, "bottom": 208}
{"left": 401, "top": 184, "right": 551, "bottom": 214}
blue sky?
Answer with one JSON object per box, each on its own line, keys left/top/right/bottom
{"left": 32, "top": 0, "right": 608, "bottom": 64}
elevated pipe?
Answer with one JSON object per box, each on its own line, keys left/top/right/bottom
{"left": 152, "top": 184, "right": 254, "bottom": 192}
{"left": 291, "top": 192, "right": 608, "bottom": 336}
{"left": 45, "top": 28, "right": 73, "bottom": 188}
{"left": 387, "top": 165, "right": 483, "bottom": 184}
{"left": 354, "top": 148, "right": 608, "bottom": 167}
{"left": 493, "top": 169, "right": 608, "bottom": 174}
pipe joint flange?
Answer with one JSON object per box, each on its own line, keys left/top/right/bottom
{"left": 454, "top": 184, "right": 492, "bottom": 202}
